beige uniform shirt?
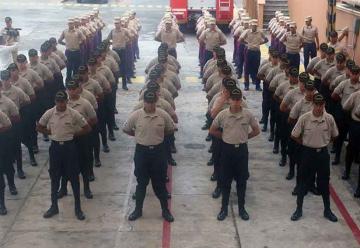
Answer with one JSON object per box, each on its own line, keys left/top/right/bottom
{"left": 0, "top": 95, "right": 19, "bottom": 118}
{"left": 30, "top": 62, "right": 53, "bottom": 81}
{"left": 330, "top": 74, "right": 348, "bottom": 91}
{"left": 155, "top": 28, "right": 183, "bottom": 48}
{"left": 2, "top": 85, "right": 30, "bottom": 108}
{"left": 275, "top": 81, "right": 298, "bottom": 100}
{"left": 53, "top": 49, "right": 67, "bottom": 62}
{"left": 107, "top": 50, "right": 120, "bottom": 65}
{"left": 104, "top": 55, "right": 119, "bottom": 74}
{"left": 266, "top": 66, "right": 282, "bottom": 84}
{"left": 123, "top": 108, "right": 175, "bottom": 146}
{"left": 213, "top": 108, "right": 258, "bottom": 144}
{"left": 307, "top": 57, "right": 321, "bottom": 72}
{"left": 282, "top": 87, "right": 304, "bottom": 110}
{"left": 322, "top": 67, "right": 345, "bottom": 85}
{"left": 269, "top": 74, "right": 287, "bottom": 92}
{"left": 97, "top": 64, "right": 115, "bottom": 85}
{"left": 333, "top": 80, "right": 360, "bottom": 107}
{"left": 68, "top": 97, "right": 96, "bottom": 122}
{"left": 292, "top": 111, "right": 339, "bottom": 148}
{"left": 39, "top": 107, "right": 87, "bottom": 142}
{"left": 289, "top": 97, "right": 313, "bottom": 120}
{"left": 314, "top": 59, "right": 335, "bottom": 79}
{"left": 242, "top": 30, "right": 266, "bottom": 51}
{"left": 109, "top": 29, "right": 128, "bottom": 49}
{"left": 133, "top": 98, "right": 175, "bottom": 119}
{"left": 40, "top": 57, "right": 60, "bottom": 74}
{"left": 19, "top": 68, "right": 44, "bottom": 90}
{"left": 145, "top": 56, "right": 180, "bottom": 73}
{"left": 12, "top": 77, "right": 35, "bottom": 97}
{"left": 302, "top": 25, "right": 318, "bottom": 43}
{"left": 139, "top": 88, "right": 174, "bottom": 108}
{"left": 81, "top": 89, "right": 98, "bottom": 110}
{"left": 89, "top": 72, "right": 111, "bottom": 93}
{"left": 62, "top": 29, "right": 83, "bottom": 50}
{"left": 0, "top": 110, "right": 11, "bottom": 129}
{"left": 343, "top": 91, "right": 360, "bottom": 121}
{"left": 50, "top": 53, "right": 66, "bottom": 69}
{"left": 284, "top": 32, "right": 303, "bottom": 53}
{"left": 82, "top": 78, "right": 103, "bottom": 97}
{"left": 199, "top": 29, "right": 227, "bottom": 51}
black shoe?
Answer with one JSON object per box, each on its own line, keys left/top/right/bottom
{"left": 17, "top": 169, "right": 26, "bottom": 179}
{"left": 210, "top": 173, "right": 217, "bottom": 181}
{"left": 0, "top": 205, "right": 7, "bottom": 215}
{"left": 43, "top": 135, "right": 49, "bottom": 142}
{"left": 170, "top": 145, "right": 177, "bottom": 154}
{"left": 273, "top": 147, "right": 279, "bottom": 154}
{"left": 122, "top": 85, "right": 129, "bottom": 91}
{"left": 256, "top": 86, "right": 262, "bottom": 91}
{"left": 132, "top": 193, "right": 136, "bottom": 200}
{"left": 212, "top": 187, "right": 221, "bottom": 199}
{"left": 127, "top": 79, "right": 133, "bottom": 84}
{"left": 286, "top": 171, "right": 294, "bottom": 180}
{"left": 332, "top": 158, "right": 340, "bottom": 165}
{"left": 244, "top": 86, "right": 249, "bottom": 91}
{"left": 128, "top": 209, "right": 142, "bottom": 221}
{"left": 237, "top": 74, "right": 242, "bottom": 79}
{"left": 162, "top": 209, "right": 174, "bottom": 222}
{"left": 94, "top": 160, "right": 102, "bottom": 167}
{"left": 75, "top": 209, "right": 86, "bottom": 221}
{"left": 9, "top": 185, "right": 18, "bottom": 195}
{"left": 292, "top": 186, "right": 299, "bottom": 196}
{"left": 309, "top": 186, "right": 320, "bottom": 196}
{"left": 32, "top": 145, "right": 39, "bottom": 154}
{"left": 291, "top": 209, "right": 302, "bottom": 221}
{"left": 168, "top": 158, "right": 177, "bottom": 166}
{"left": 354, "top": 188, "right": 360, "bottom": 198}
{"left": 201, "top": 123, "right": 210, "bottom": 130}
{"left": 113, "top": 124, "right": 119, "bottom": 131}
{"left": 43, "top": 206, "right": 59, "bottom": 219}
{"left": 108, "top": 133, "right": 116, "bottom": 141}
{"left": 342, "top": 172, "right": 350, "bottom": 180}
{"left": 103, "top": 145, "right": 110, "bottom": 153}
{"left": 57, "top": 189, "right": 67, "bottom": 199}
{"left": 279, "top": 156, "right": 287, "bottom": 167}
{"left": 30, "top": 157, "right": 37, "bottom": 166}
{"left": 114, "top": 109, "right": 118, "bottom": 114}
{"left": 207, "top": 158, "right": 214, "bottom": 166}
{"left": 205, "top": 134, "right": 212, "bottom": 142}
{"left": 208, "top": 147, "right": 213, "bottom": 153}
{"left": 88, "top": 174, "right": 95, "bottom": 182}
{"left": 261, "top": 126, "right": 267, "bottom": 132}
{"left": 239, "top": 207, "right": 249, "bottom": 221}
{"left": 324, "top": 210, "right": 338, "bottom": 222}
{"left": 217, "top": 208, "right": 228, "bottom": 221}
{"left": 330, "top": 147, "right": 336, "bottom": 154}
{"left": 259, "top": 119, "right": 264, "bottom": 124}
{"left": 84, "top": 189, "right": 93, "bottom": 199}
{"left": 268, "top": 132, "right": 274, "bottom": 142}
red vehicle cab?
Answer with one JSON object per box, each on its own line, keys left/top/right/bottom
{"left": 170, "top": 0, "right": 233, "bottom": 31}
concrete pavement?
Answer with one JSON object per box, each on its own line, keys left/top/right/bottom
{"left": 0, "top": 1, "right": 360, "bottom": 247}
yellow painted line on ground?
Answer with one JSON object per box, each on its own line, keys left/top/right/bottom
{"left": 132, "top": 76, "right": 145, "bottom": 84}
{"left": 138, "top": 5, "right": 144, "bottom": 8}
{"left": 186, "top": 76, "right": 199, "bottom": 83}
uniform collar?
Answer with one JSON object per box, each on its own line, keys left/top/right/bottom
{"left": 143, "top": 109, "right": 159, "bottom": 118}
{"left": 228, "top": 108, "right": 244, "bottom": 119}
{"left": 310, "top": 112, "right": 325, "bottom": 122}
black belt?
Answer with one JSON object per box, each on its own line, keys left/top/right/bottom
{"left": 303, "top": 146, "right": 327, "bottom": 153}
{"left": 223, "top": 142, "right": 247, "bottom": 149}
{"left": 136, "top": 143, "right": 163, "bottom": 150}
{"left": 51, "top": 140, "right": 74, "bottom": 145}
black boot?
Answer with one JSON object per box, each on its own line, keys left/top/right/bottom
{"left": 279, "top": 156, "right": 287, "bottom": 167}
{"left": 128, "top": 208, "right": 142, "bottom": 221}
{"left": 268, "top": 132, "right": 274, "bottom": 142}
{"left": 108, "top": 131, "right": 116, "bottom": 141}
{"left": 103, "top": 144, "right": 110, "bottom": 153}
{"left": 29, "top": 149, "right": 37, "bottom": 167}
{"left": 84, "top": 180, "right": 93, "bottom": 199}
{"left": 273, "top": 144, "right": 279, "bottom": 154}
{"left": 324, "top": 209, "right": 338, "bottom": 222}
{"left": 8, "top": 174, "right": 18, "bottom": 195}
{"left": 291, "top": 207, "right": 302, "bottom": 221}
{"left": 217, "top": 207, "right": 228, "bottom": 221}
{"left": 261, "top": 124, "right": 267, "bottom": 132}
{"left": 75, "top": 208, "right": 86, "bottom": 221}
{"left": 43, "top": 205, "right": 59, "bottom": 218}
{"left": 239, "top": 206, "right": 249, "bottom": 221}
{"left": 0, "top": 190, "right": 7, "bottom": 215}
{"left": 160, "top": 200, "right": 174, "bottom": 222}
{"left": 207, "top": 158, "right": 214, "bottom": 166}
{"left": 212, "top": 186, "right": 221, "bottom": 199}
{"left": 122, "top": 80, "right": 128, "bottom": 90}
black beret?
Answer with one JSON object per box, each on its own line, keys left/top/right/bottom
{"left": 28, "top": 49, "right": 38, "bottom": 57}
{"left": 148, "top": 69, "right": 161, "bottom": 80}
{"left": 0, "top": 70, "right": 10, "bottom": 81}
{"left": 298, "top": 72, "right": 309, "bottom": 82}
{"left": 65, "top": 80, "right": 80, "bottom": 89}
{"left": 305, "top": 80, "right": 315, "bottom": 90}
{"left": 55, "top": 90, "right": 68, "bottom": 101}
{"left": 40, "top": 43, "right": 50, "bottom": 52}
{"left": 289, "top": 67, "right": 299, "bottom": 77}
{"left": 154, "top": 63, "right": 165, "bottom": 73}
{"left": 88, "top": 57, "right": 97, "bottom": 65}
{"left": 346, "top": 59, "right": 355, "bottom": 69}
{"left": 280, "top": 53, "right": 288, "bottom": 61}
{"left": 78, "top": 65, "right": 88, "bottom": 74}
{"left": 143, "top": 90, "right": 157, "bottom": 103}
{"left": 230, "top": 88, "right": 243, "bottom": 100}
{"left": 7, "top": 63, "right": 18, "bottom": 71}
{"left": 72, "top": 74, "right": 81, "bottom": 82}
{"left": 326, "top": 47, "right": 335, "bottom": 55}
{"left": 319, "top": 43, "right": 328, "bottom": 52}
{"left": 313, "top": 93, "right": 325, "bottom": 104}
{"left": 222, "top": 77, "right": 236, "bottom": 89}
{"left": 16, "top": 54, "right": 27, "bottom": 63}
{"left": 336, "top": 53, "right": 346, "bottom": 63}
{"left": 158, "top": 56, "right": 167, "bottom": 63}
{"left": 216, "top": 59, "right": 227, "bottom": 67}
{"left": 97, "top": 44, "right": 106, "bottom": 52}
{"left": 147, "top": 82, "right": 160, "bottom": 91}
{"left": 5, "top": 17, "right": 12, "bottom": 22}
{"left": 350, "top": 65, "right": 360, "bottom": 74}
{"left": 221, "top": 65, "right": 232, "bottom": 75}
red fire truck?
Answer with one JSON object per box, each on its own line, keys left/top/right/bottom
{"left": 170, "top": 0, "right": 234, "bottom": 31}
